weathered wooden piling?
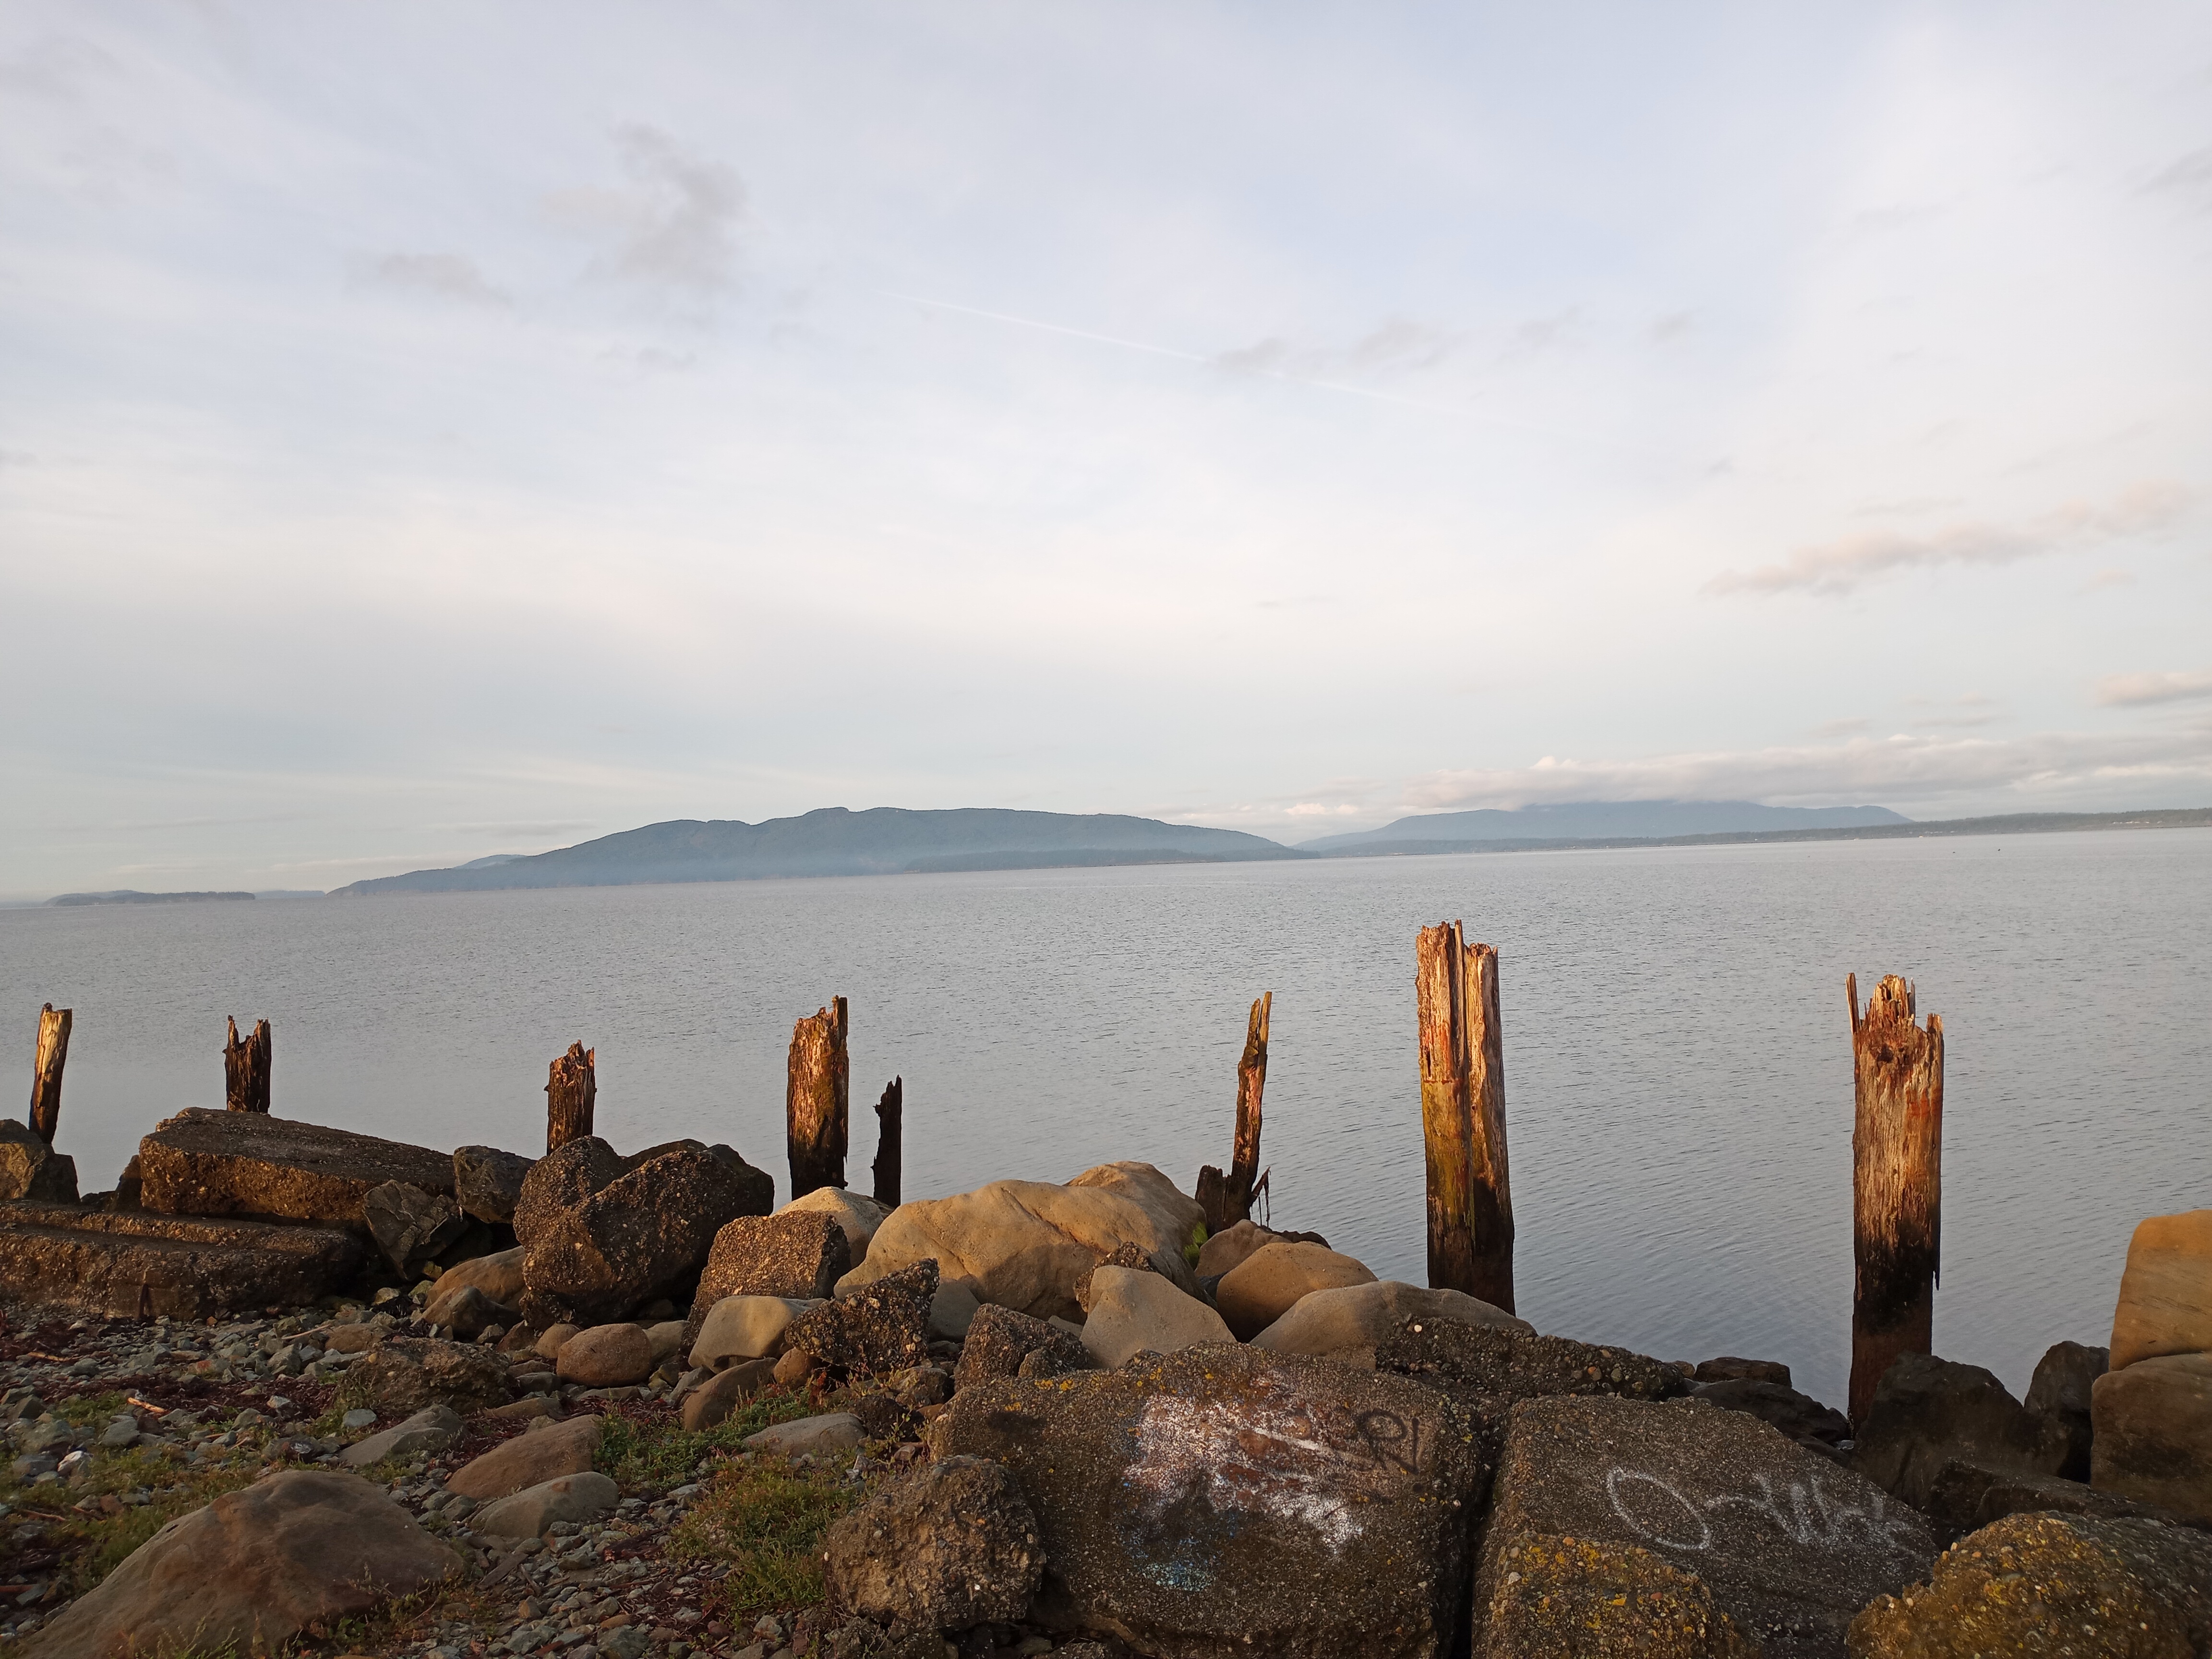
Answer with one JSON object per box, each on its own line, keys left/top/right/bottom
{"left": 1416, "top": 922, "right": 1514, "bottom": 1312}
{"left": 872, "top": 1075, "right": 903, "bottom": 1208}
{"left": 222, "top": 1016, "right": 272, "bottom": 1114}
{"left": 29, "top": 1004, "right": 72, "bottom": 1144}
{"left": 787, "top": 997, "right": 850, "bottom": 1200}
{"left": 1848, "top": 972, "right": 1944, "bottom": 1423}
{"left": 545, "top": 1040, "right": 597, "bottom": 1153}
{"left": 1197, "top": 992, "right": 1272, "bottom": 1234}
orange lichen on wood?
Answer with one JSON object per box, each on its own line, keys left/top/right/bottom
{"left": 1848, "top": 972, "right": 1944, "bottom": 1423}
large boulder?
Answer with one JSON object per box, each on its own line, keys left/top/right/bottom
{"left": 2110, "top": 1208, "right": 2212, "bottom": 1370}
{"left": 777, "top": 1185, "right": 891, "bottom": 1266}
{"left": 690, "top": 1295, "right": 822, "bottom": 1371}
{"left": 512, "top": 1137, "right": 626, "bottom": 1247}
{"left": 1923, "top": 1458, "right": 2177, "bottom": 1538}
{"left": 782, "top": 1260, "right": 938, "bottom": 1374}
{"left": 1081, "top": 1266, "right": 1234, "bottom": 1369}
{"left": 933, "top": 1344, "right": 1487, "bottom": 1658}
{"left": 1847, "top": 1511, "right": 2212, "bottom": 1657}
{"left": 1194, "top": 1218, "right": 1308, "bottom": 1280}
{"left": 556, "top": 1323, "right": 654, "bottom": 1388}
{"left": 22, "top": 1470, "right": 457, "bottom": 1659}
{"left": 1251, "top": 1279, "right": 1530, "bottom": 1366}
{"left": 521, "top": 1145, "right": 769, "bottom": 1327}
{"left": 1379, "top": 1318, "right": 1690, "bottom": 1413}
{"left": 137, "top": 1108, "right": 454, "bottom": 1226}
{"left": 0, "top": 1120, "right": 78, "bottom": 1203}
{"left": 824, "top": 1455, "right": 1044, "bottom": 1632}
{"left": 433, "top": 1244, "right": 526, "bottom": 1308}
{"left": 2091, "top": 1349, "right": 2212, "bottom": 1522}
{"left": 449, "top": 1415, "right": 604, "bottom": 1502}
{"left": 1694, "top": 1379, "right": 1851, "bottom": 1457}
{"left": 2025, "top": 1339, "right": 2107, "bottom": 1481}
{"left": 453, "top": 1144, "right": 534, "bottom": 1225}
{"left": 1850, "top": 1353, "right": 2069, "bottom": 1509}
{"left": 954, "top": 1304, "right": 1095, "bottom": 1391}
{"left": 1215, "top": 1241, "right": 1377, "bottom": 1341}
{"left": 342, "top": 1336, "right": 513, "bottom": 1418}
{"left": 685, "top": 1212, "right": 851, "bottom": 1343}
{"left": 0, "top": 1202, "right": 363, "bottom": 1319}
{"left": 1476, "top": 1395, "right": 1936, "bottom": 1659}
{"left": 1477, "top": 1534, "right": 1758, "bottom": 1658}
{"left": 836, "top": 1164, "right": 1202, "bottom": 1321}
{"left": 363, "top": 1180, "right": 468, "bottom": 1279}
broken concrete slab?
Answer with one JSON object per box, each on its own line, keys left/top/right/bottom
{"left": 138, "top": 1108, "right": 454, "bottom": 1227}
{"left": 0, "top": 1201, "right": 364, "bottom": 1319}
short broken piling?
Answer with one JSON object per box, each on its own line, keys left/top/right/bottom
{"left": 1197, "top": 992, "right": 1272, "bottom": 1234}
{"left": 545, "top": 1040, "right": 597, "bottom": 1153}
{"left": 1848, "top": 972, "right": 1944, "bottom": 1423}
{"left": 223, "top": 1016, "right": 272, "bottom": 1115}
{"left": 1416, "top": 922, "right": 1514, "bottom": 1312}
{"left": 29, "top": 1004, "right": 71, "bottom": 1144}
{"left": 788, "top": 996, "right": 850, "bottom": 1200}
{"left": 872, "top": 1075, "right": 903, "bottom": 1208}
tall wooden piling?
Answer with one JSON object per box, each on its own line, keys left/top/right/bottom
{"left": 872, "top": 1075, "right": 903, "bottom": 1208}
{"left": 1197, "top": 992, "right": 1272, "bottom": 1234}
{"left": 545, "top": 1041, "right": 597, "bottom": 1153}
{"left": 787, "top": 997, "right": 850, "bottom": 1200}
{"left": 1416, "top": 922, "right": 1514, "bottom": 1312}
{"left": 1848, "top": 972, "right": 1943, "bottom": 1423}
{"left": 223, "top": 1016, "right": 273, "bottom": 1114}
{"left": 29, "top": 1004, "right": 72, "bottom": 1144}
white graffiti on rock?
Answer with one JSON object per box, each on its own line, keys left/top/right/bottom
{"left": 1604, "top": 1466, "right": 1925, "bottom": 1561}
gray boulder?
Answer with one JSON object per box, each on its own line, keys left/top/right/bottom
{"left": 418, "top": 1282, "right": 514, "bottom": 1339}
{"left": 339, "top": 1404, "right": 465, "bottom": 1467}
{"left": 1923, "top": 1457, "right": 2179, "bottom": 1538}
{"left": 473, "top": 1471, "right": 619, "bottom": 1538}
{"left": 684, "top": 1211, "right": 852, "bottom": 1346}
{"left": 0, "top": 1119, "right": 78, "bottom": 1203}
{"left": 453, "top": 1144, "right": 534, "bottom": 1225}
{"left": 511, "top": 1136, "right": 625, "bottom": 1248}
{"left": 1475, "top": 1394, "right": 1936, "bottom": 1659}
{"left": 342, "top": 1336, "right": 512, "bottom": 1418}
{"left": 1694, "top": 1378, "right": 1850, "bottom": 1457}
{"left": 2025, "top": 1338, "right": 2107, "bottom": 1482}
{"left": 1850, "top": 1352, "right": 2069, "bottom": 1509}
{"left": 931, "top": 1343, "right": 1487, "bottom": 1659}
{"left": 823, "top": 1455, "right": 1043, "bottom": 1631}
{"left": 953, "top": 1303, "right": 1094, "bottom": 1391}
{"left": 363, "top": 1180, "right": 468, "bottom": 1279}
{"left": 783, "top": 1259, "right": 937, "bottom": 1375}
{"left": 520, "top": 1145, "right": 767, "bottom": 1327}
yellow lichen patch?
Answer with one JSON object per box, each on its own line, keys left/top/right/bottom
{"left": 1480, "top": 1533, "right": 1757, "bottom": 1657}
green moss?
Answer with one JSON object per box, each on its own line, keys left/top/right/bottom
{"left": 1184, "top": 1221, "right": 1208, "bottom": 1268}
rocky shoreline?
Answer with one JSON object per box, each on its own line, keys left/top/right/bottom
{"left": 0, "top": 1107, "right": 2205, "bottom": 1658}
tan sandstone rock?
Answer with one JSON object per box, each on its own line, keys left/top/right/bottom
{"left": 1080, "top": 1266, "right": 1233, "bottom": 1369}
{"left": 2092, "top": 1349, "right": 2212, "bottom": 1523}
{"left": 777, "top": 1186, "right": 891, "bottom": 1266}
{"left": 433, "top": 1245, "right": 526, "bottom": 1308}
{"left": 2110, "top": 1209, "right": 2212, "bottom": 1370}
{"left": 1250, "top": 1278, "right": 1532, "bottom": 1365}
{"left": 1214, "top": 1240, "right": 1376, "bottom": 1341}
{"left": 836, "top": 1163, "right": 1202, "bottom": 1320}
{"left": 690, "top": 1296, "right": 822, "bottom": 1371}
{"left": 473, "top": 1471, "right": 619, "bottom": 1537}
{"left": 556, "top": 1323, "right": 654, "bottom": 1387}
{"left": 680, "top": 1358, "right": 778, "bottom": 1431}
{"left": 23, "top": 1470, "right": 457, "bottom": 1659}
{"left": 448, "top": 1414, "right": 603, "bottom": 1501}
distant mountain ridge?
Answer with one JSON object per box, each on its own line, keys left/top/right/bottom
{"left": 332, "top": 806, "right": 1297, "bottom": 895}
{"left": 1298, "top": 800, "right": 1910, "bottom": 851}
{"left": 49, "top": 890, "right": 255, "bottom": 906}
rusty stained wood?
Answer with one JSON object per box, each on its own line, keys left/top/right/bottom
{"left": 871, "top": 1074, "right": 903, "bottom": 1209}
{"left": 1197, "top": 992, "right": 1273, "bottom": 1235}
{"left": 29, "top": 1004, "right": 72, "bottom": 1143}
{"left": 1848, "top": 971, "right": 1944, "bottom": 1423}
{"left": 1417, "top": 922, "right": 1513, "bottom": 1312}
{"left": 222, "top": 1016, "right": 272, "bottom": 1115}
{"left": 787, "top": 996, "right": 850, "bottom": 1201}
{"left": 545, "top": 1040, "right": 597, "bottom": 1153}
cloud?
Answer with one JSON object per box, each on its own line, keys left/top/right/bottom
{"left": 355, "top": 252, "right": 511, "bottom": 307}
{"left": 1403, "top": 725, "right": 2212, "bottom": 813}
{"left": 2094, "top": 670, "right": 2212, "bottom": 708}
{"left": 1704, "top": 482, "right": 2190, "bottom": 598}
{"left": 546, "top": 125, "right": 745, "bottom": 298}
{"left": 2148, "top": 146, "right": 2212, "bottom": 208}
{"left": 1212, "top": 316, "right": 1460, "bottom": 380}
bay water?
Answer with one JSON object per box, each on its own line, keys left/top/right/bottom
{"left": 3, "top": 827, "right": 2206, "bottom": 1411}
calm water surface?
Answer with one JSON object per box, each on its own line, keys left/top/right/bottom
{"left": 3, "top": 829, "right": 2207, "bottom": 1409}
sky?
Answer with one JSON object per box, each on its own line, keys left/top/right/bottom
{"left": 3, "top": 2, "right": 2209, "bottom": 897}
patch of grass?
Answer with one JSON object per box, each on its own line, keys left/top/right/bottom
{"left": 593, "top": 1390, "right": 818, "bottom": 1488}
{"left": 665, "top": 1458, "right": 869, "bottom": 1621}
{"left": 53, "top": 1393, "right": 126, "bottom": 1427}
{"left": 0, "top": 1446, "right": 263, "bottom": 1599}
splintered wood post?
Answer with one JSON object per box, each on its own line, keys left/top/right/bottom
{"left": 1417, "top": 922, "right": 1514, "bottom": 1311}
{"left": 872, "top": 1075, "right": 903, "bottom": 1208}
{"left": 787, "top": 996, "right": 850, "bottom": 1200}
{"left": 1848, "top": 972, "right": 1944, "bottom": 1423}
{"left": 29, "top": 1004, "right": 72, "bottom": 1143}
{"left": 545, "top": 1041, "right": 597, "bottom": 1152}
{"left": 223, "top": 1016, "right": 272, "bottom": 1114}
{"left": 1198, "top": 992, "right": 1274, "bottom": 1234}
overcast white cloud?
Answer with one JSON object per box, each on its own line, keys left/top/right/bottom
{"left": 2, "top": 2, "right": 2210, "bottom": 896}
